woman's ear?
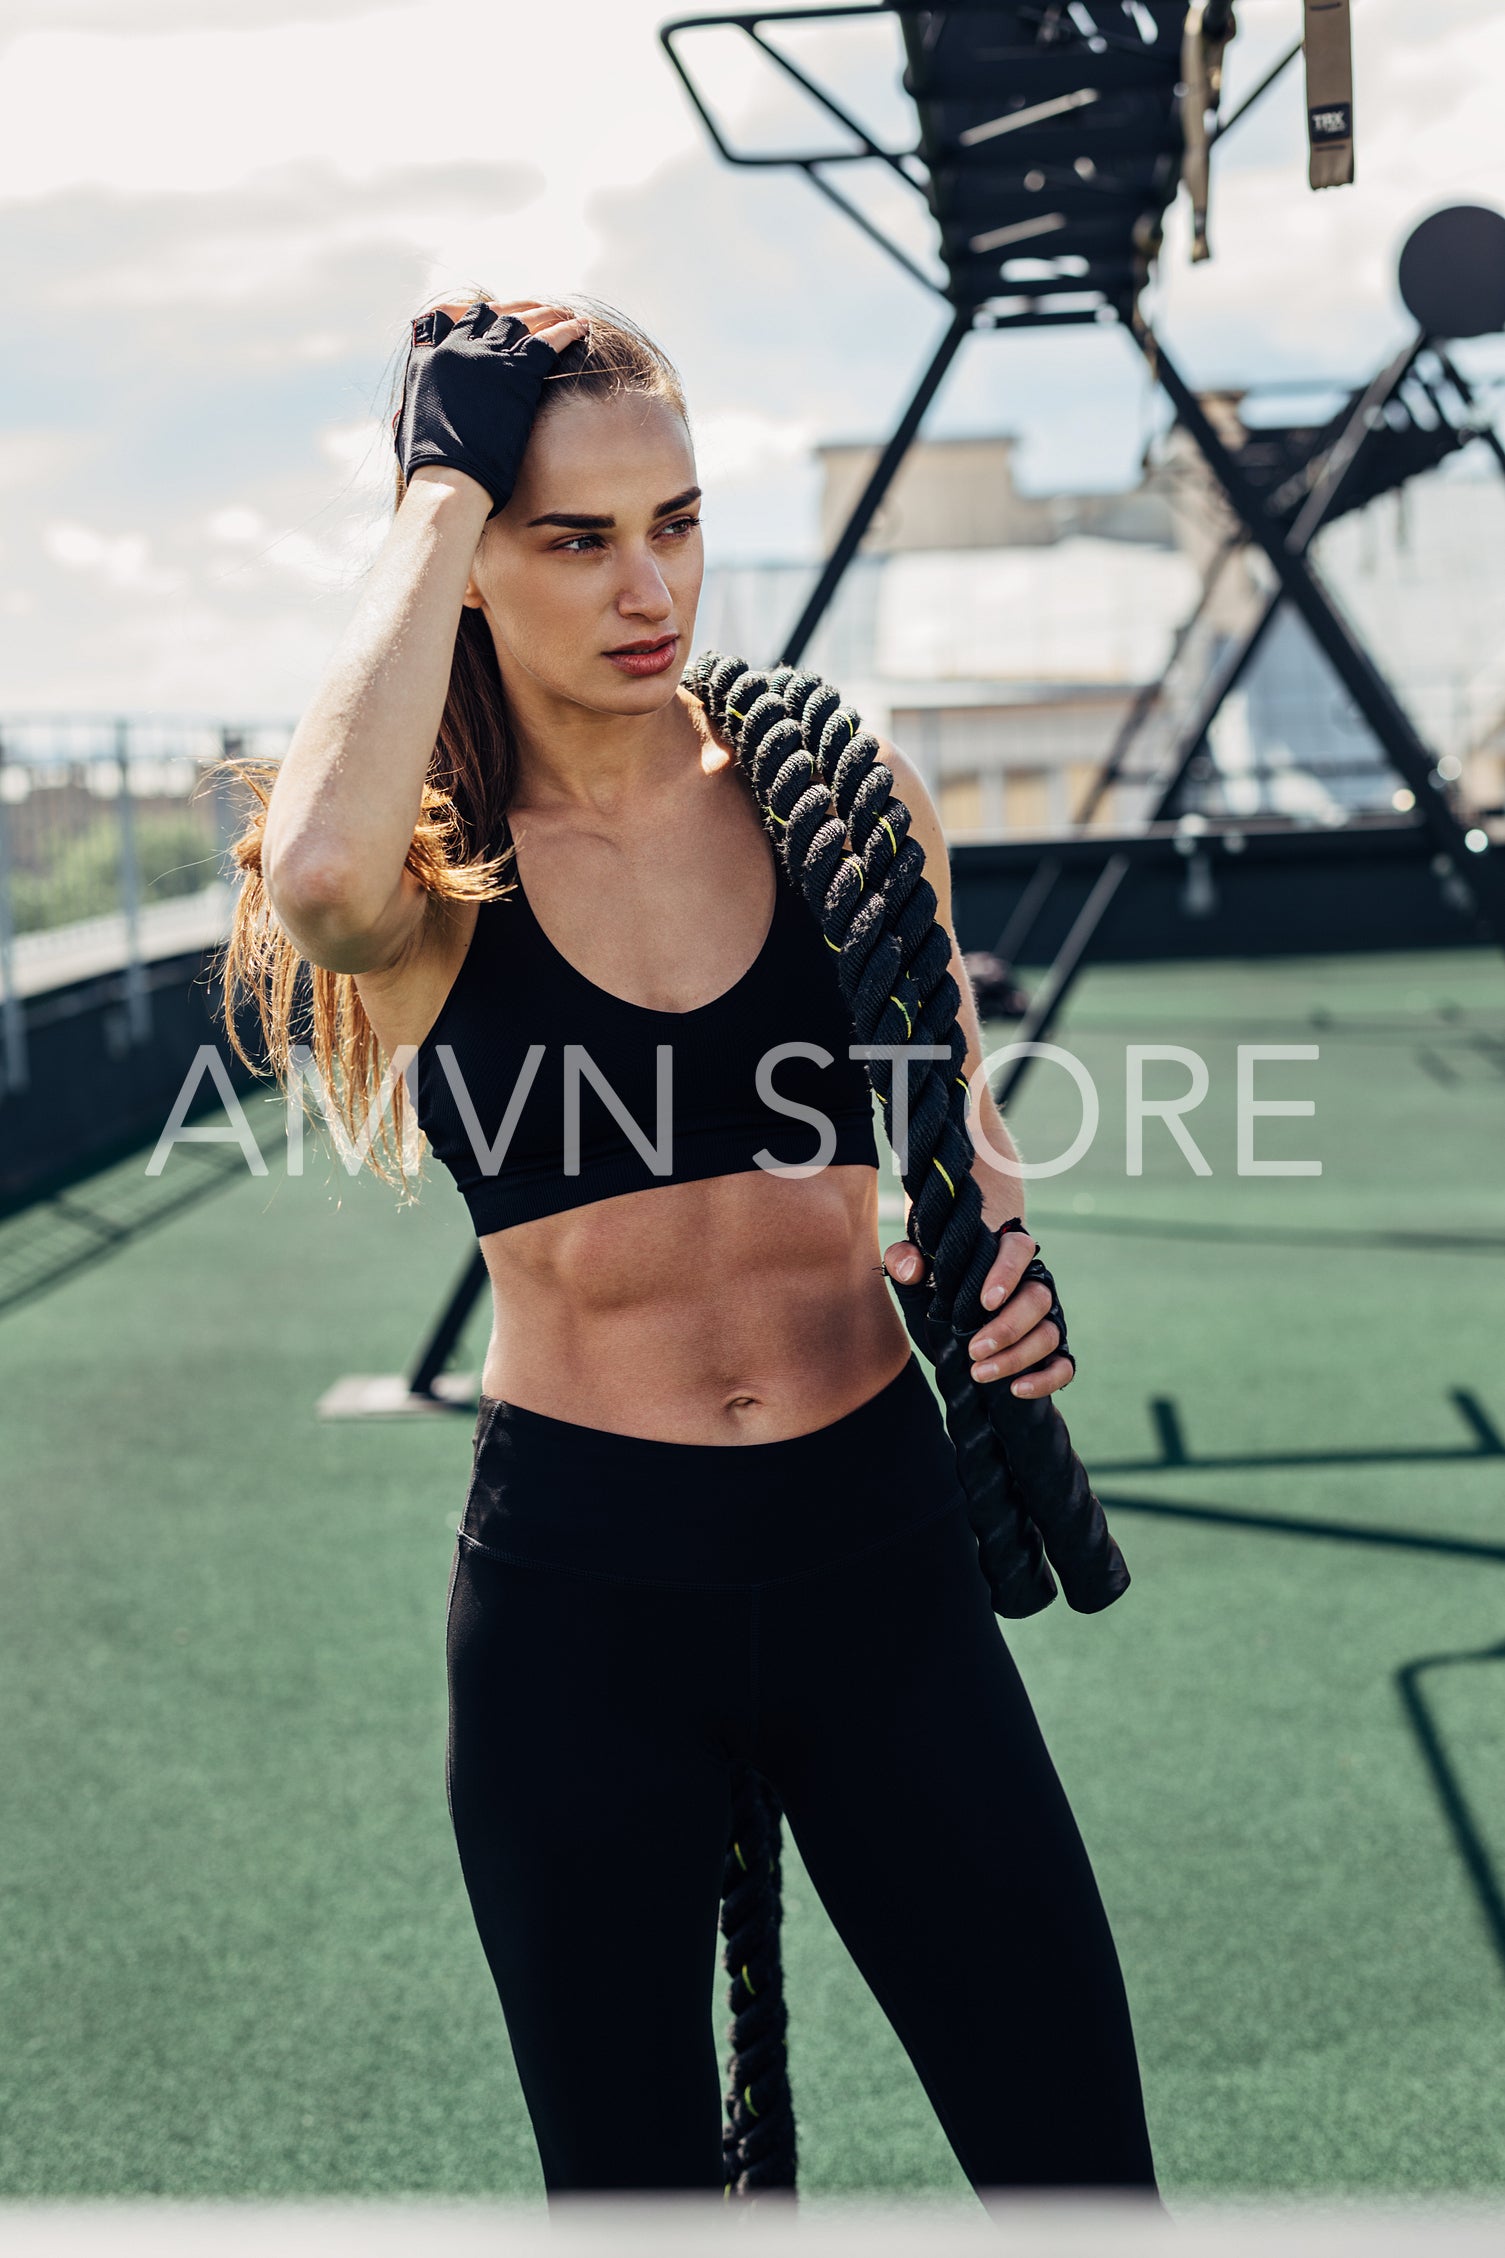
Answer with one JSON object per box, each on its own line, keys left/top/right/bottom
{"left": 460, "top": 569, "right": 485, "bottom": 612}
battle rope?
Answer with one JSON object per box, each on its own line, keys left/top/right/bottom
{"left": 719, "top": 1764, "right": 795, "bottom": 2195}
{"left": 683, "top": 651, "right": 1131, "bottom": 2191}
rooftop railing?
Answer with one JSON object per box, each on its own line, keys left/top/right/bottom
{"left": 0, "top": 717, "right": 293, "bottom": 1096}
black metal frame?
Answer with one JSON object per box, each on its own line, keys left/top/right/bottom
{"left": 1142, "top": 328, "right": 1503, "bottom": 935}
{"left": 374, "top": 4, "right": 1505, "bottom": 1410}
{"left": 782, "top": 304, "right": 972, "bottom": 662}
{"left": 986, "top": 331, "right": 1505, "bottom": 1097}
{"left": 659, "top": 5, "right": 950, "bottom": 300}
{"left": 653, "top": 6, "right": 1505, "bottom": 961}
{"left": 407, "top": 1246, "right": 488, "bottom": 1400}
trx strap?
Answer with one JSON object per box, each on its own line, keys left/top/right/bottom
{"left": 1304, "top": 0, "right": 1354, "bottom": 189}
{"left": 1180, "top": 2, "right": 1237, "bottom": 262}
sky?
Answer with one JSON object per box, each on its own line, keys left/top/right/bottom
{"left": 3, "top": 0, "right": 1505, "bottom": 716}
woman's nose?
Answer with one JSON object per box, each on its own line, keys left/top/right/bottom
{"left": 617, "top": 561, "right": 673, "bottom": 620}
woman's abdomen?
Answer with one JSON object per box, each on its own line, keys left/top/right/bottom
{"left": 477, "top": 1163, "right": 910, "bottom": 1442}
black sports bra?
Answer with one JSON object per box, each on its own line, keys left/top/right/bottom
{"left": 412, "top": 827, "right": 880, "bottom": 1236}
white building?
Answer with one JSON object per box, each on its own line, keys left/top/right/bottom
{"left": 695, "top": 423, "right": 1505, "bottom": 838}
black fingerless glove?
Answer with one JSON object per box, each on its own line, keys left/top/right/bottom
{"left": 393, "top": 303, "right": 581, "bottom": 517}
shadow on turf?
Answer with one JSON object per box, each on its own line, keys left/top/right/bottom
{"left": 1102, "top": 1431, "right": 1505, "bottom": 1988}
{"left": 0, "top": 1147, "right": 254, "bottom": 1318}
{"left": 1096, "top": 1390, "right": 1504, "bottom": 1477}
{"left": 1397, "top": 1644, "right": 1505, "bottom": 1974}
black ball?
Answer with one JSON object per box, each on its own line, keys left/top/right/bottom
{"left": 1398, "top": 204, "right": 1505, "bottom": 339}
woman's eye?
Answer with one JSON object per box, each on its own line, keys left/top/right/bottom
{"left": 555, "top": 517, "right": 701, "bottom": 555}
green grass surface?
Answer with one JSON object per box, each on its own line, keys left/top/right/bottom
{"left": 2, "top": 947, "right": 1504, "bottom": 2201}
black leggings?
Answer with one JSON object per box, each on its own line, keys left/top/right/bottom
{"left": 444, "top": 1354, "right": 1158, "bottom": 2199}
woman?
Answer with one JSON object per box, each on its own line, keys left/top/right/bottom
{"left": 226, "top": 295, "right": 1159, "bottom": 2203}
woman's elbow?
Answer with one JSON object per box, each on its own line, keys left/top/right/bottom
{"left": 263, "top": 839, "right": 386, "bottom": 965}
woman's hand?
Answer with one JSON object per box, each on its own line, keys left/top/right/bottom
{"left": 393, "top": 297, "right": 590, "bottom": 518}
{"left": 424, "top": 297, "right": 589, "bottom": 352}
{"left": 882, "top": 1227, "right": 1076, "bottom": 1400}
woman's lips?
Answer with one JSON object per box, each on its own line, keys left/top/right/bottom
{"left": 603, "top": 635, "right": 677, "bottom": 677}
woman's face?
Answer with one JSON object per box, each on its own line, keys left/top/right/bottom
{"left": 463, "top": 392, "right": 703, "bottom": 718}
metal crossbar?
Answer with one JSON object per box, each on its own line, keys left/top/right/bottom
{"left": 982, "top": 333, "right": 1501, "bottom": 1068}
{"left": 657, "top": 3, "right": 1505, "bottom": 1035}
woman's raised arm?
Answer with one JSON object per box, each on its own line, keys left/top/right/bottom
{"left": 261, "top": 299, "right": 587, "bottom": 973}
{"left": 261, "top": 466, "right": 492, "bottom": 972}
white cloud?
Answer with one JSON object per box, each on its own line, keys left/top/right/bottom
{"left": 255, "top": 530, "right": 355, "bottom": 591}
{"left": 320, "top": 419, "right": 383, "bottom": 469}
{"left": 206, "top": 507, "right": 266, "bottom": 544}
{"left": 4, "top": 1, "right": 381, "bottom": 26}
{"left": 287, "top": 330, "right": 350, "bottom": 362}
{"left": 0, "top": 5, "right": 698, "bottom": 290}
{"left": 0, "top": 431, "right": 89, "bottom": 491}
{"left": 43, "top": 521, "right": 183, "bottom": 594}
{"left": 43, "top": 160, "right": 544, "bottom": 316}
{"left": 691, "top": 408, "right": 820, "bottom": 488}
{"left": 200, "top": 507, "right": 385, "bottom": 593}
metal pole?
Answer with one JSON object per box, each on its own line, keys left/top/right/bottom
{"left": 991, "top": 336, "right": 1453, "bottom": 1099}
{"left": 406, "top": 1248, "right": 488, "bottom": 1400}
{"left": 115, "top": 719, "right": 151, "bottom": 1044}
{"left": 990, "top": 855, "right": 1063, "bottom": 975}
{"left": 215, "top": 728, "right": 245, "bottom": 885}
{"left": 0, "top": 727, "right": 28, "bottom": 1096}
{"left": 780, "top": 304, "right": 973, "bottom": 665}
{"left": 1071, "top": 530, "right": 1244, "bottom": 829}
{"left": 1209, "top": 37, "right": 1303, "bottom": 145}
{"left": 1283, "top": 333, "right": 1427, "bottom": 555}
{"left": 986, "top": 534, "right": 1244, "bottom": 970}
{"left": 992, "top": 593, "right": 1288, "bottom": 1105}
{"left": 1432, "top": 348, "right": 1505, "bottom": 484}
{"left": 1138, "top": 322, "right": 1505, "bottom": 950}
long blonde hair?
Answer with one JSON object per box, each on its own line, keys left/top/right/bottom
{"left": 213, "top": 295, "right": 689, "bottom": 1190}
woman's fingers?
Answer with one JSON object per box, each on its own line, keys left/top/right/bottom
{"left": 484, "top": 301, "right": 583, "bottom": 341}
{"left": 533, "top": 313, "right": 590, "bottom": 354}
{"left": 464, "top": 301, "right": 589, "bottom": 355}
{"left": 969, "top": 1275, "right": 1061, "bottom": 1383}
{"left": 881, "top": 1233, "right": 1068, "bottom": 1392}
{"left": 1005, "top": 1353, "right": 1075, "bottom": 1400}
{"left": 979, "top": 1225, "right": 1037, "bottom": 1313}
{"left": 421, "top": 298, "right": 585, "bottom": 344}
{"left": 972, "top": 1322, "right": 1068, "bottom": 1391}
{"left": 882, "top": 1239, "right": 928, "bottom": 1287}
{"left": 425, "top": 296, "right": 543, "bottom": 319}
{"left": 968, "top": 1278, "right": 1053, "bottom": 1364}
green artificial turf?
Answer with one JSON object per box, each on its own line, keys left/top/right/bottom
{"left": 1, "top": 947, "right": 1503, "bottom": 2200}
